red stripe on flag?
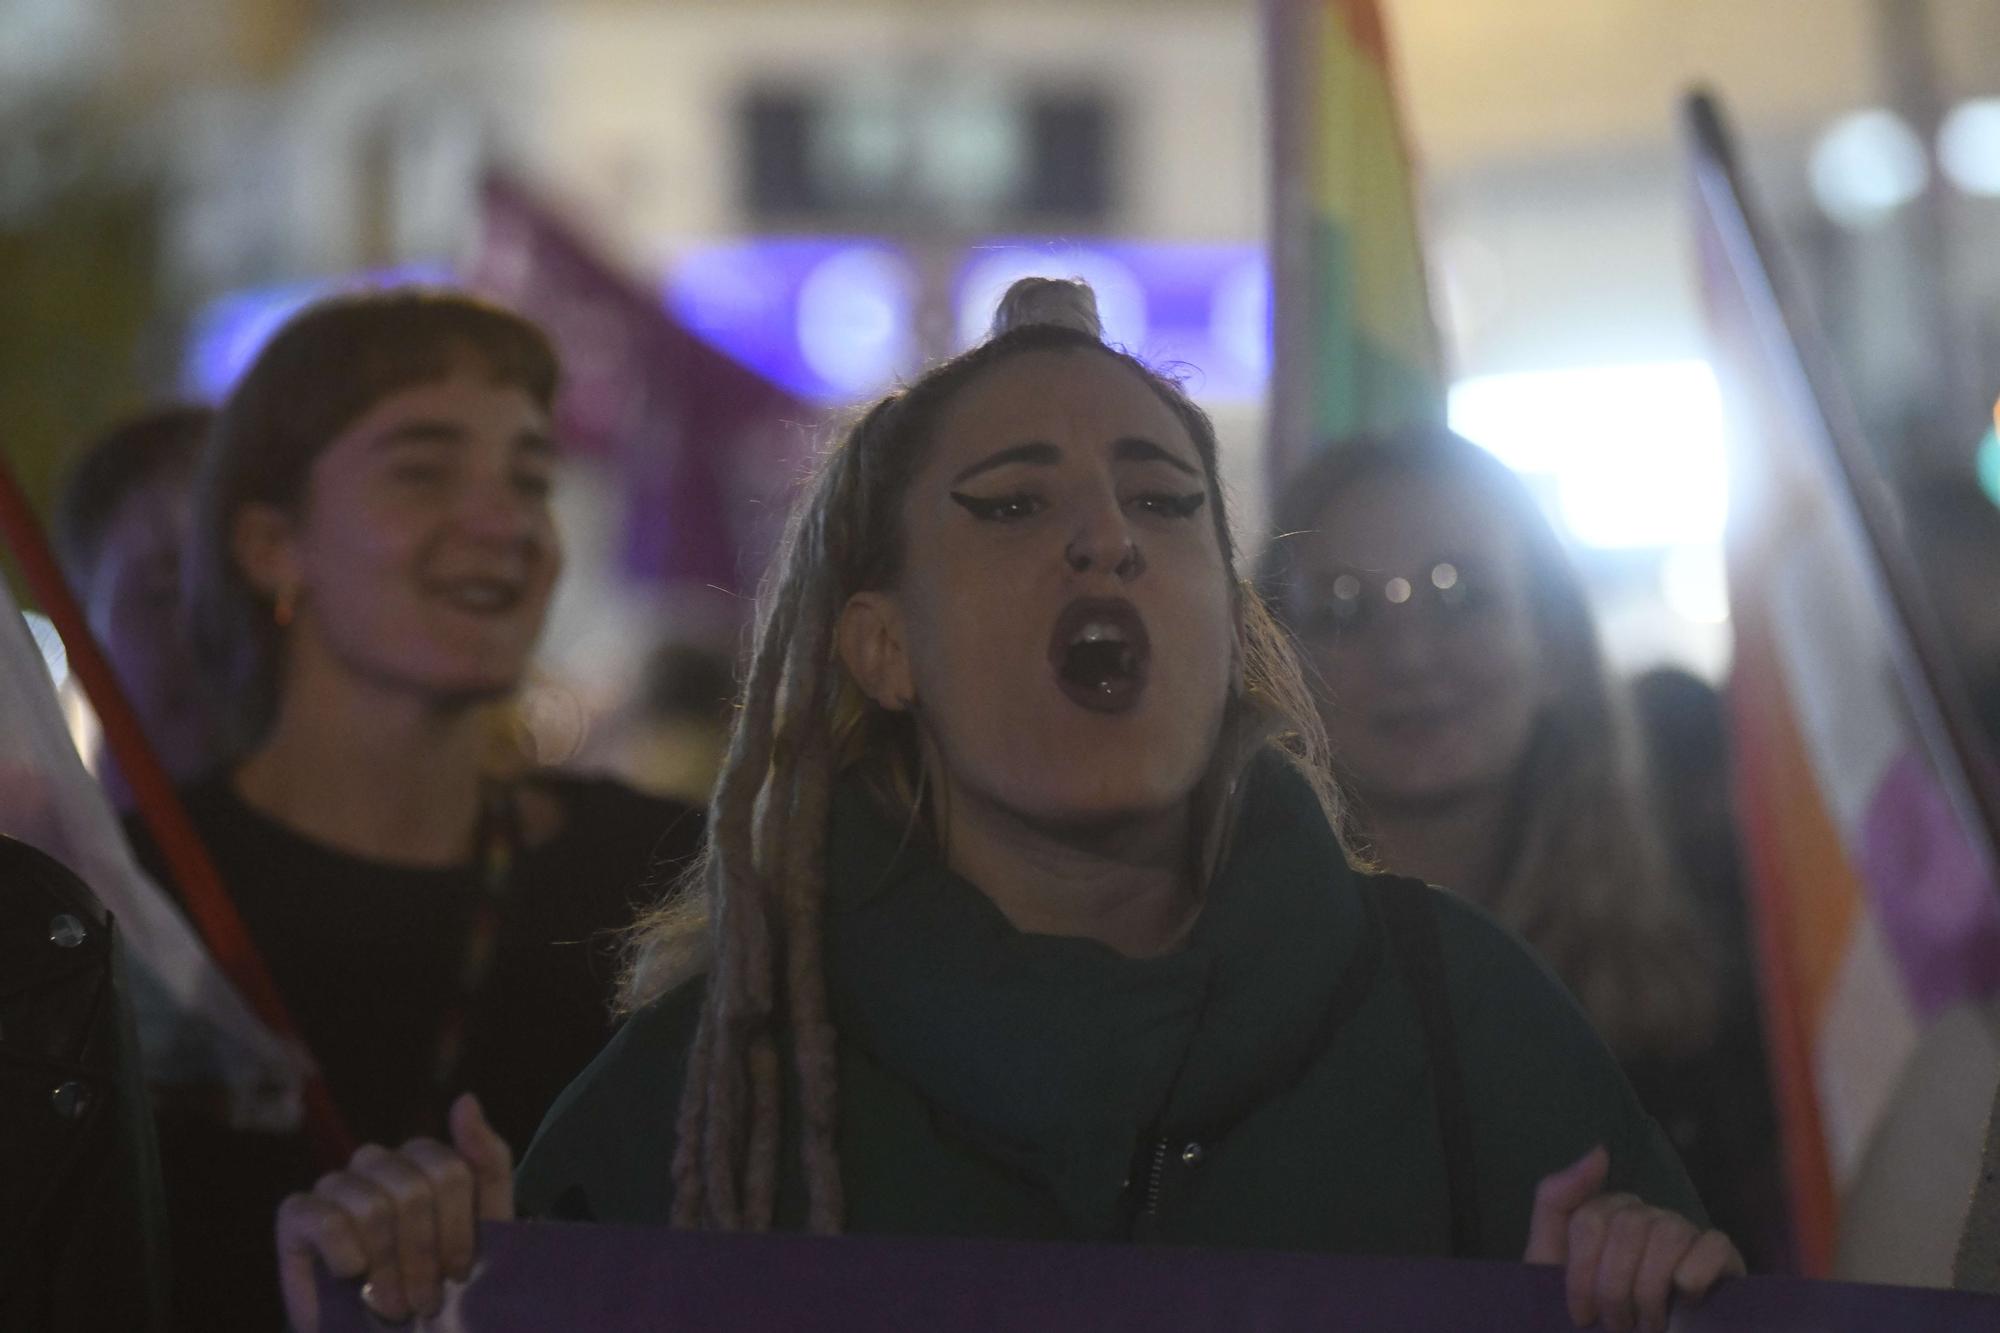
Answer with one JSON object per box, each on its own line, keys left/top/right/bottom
{"left": 0, "top": 452, "right": 354, "bottom": 1167}
{"left": 1333, "top": 0, "right": 1390, "bottom": 66}
{"left": 1729, "top": 615, "right": 1840, "bottom": 1275}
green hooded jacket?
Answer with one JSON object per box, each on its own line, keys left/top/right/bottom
{"left": 516, "top": 757, "right": 1704, "bottom": 1258}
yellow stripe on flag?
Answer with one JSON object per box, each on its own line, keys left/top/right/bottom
{"left": 1315, "top": 8, "right": 1439, "bottom": 382}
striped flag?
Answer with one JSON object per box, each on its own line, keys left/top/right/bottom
{"left": 0, "top": 579, "right": 306, "bottom": 1133}
{"left": 1265, "top": 0, "right": 1447, "bottom": 485}
{"left": 1687, "top": 93, "right": 2000, "bottom": 1279}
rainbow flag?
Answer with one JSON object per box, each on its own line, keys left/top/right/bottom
{"left": 1265, "top": 0, "right": 1446, "bottom": 484}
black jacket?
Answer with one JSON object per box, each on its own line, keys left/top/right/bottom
{"left": 520, "top": 757, "right": 1703, "bottom": 1254}
{"left": 0, "top": 834, "right": 169, "bottom": 1331}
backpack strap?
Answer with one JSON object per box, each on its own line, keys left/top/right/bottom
{"left": 1369, "top": 877, "right": 1481, "bottom": 1256}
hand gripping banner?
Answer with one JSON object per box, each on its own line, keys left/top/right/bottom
{"left": 318, "top": 1222, "right": 2000, "bottom": 1332}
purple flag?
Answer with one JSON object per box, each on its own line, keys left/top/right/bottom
{"left": 467, "top": 175, "right": 813, "bottom": 594}
{"left": 319, "top": 1221, "right": 2000, "bottom": 1331}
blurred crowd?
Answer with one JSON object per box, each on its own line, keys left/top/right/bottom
{"left": 4, "top": 275, "right": 1998, "bottom": 1329}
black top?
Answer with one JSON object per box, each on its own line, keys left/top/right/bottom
{"left": 127, "top": 772, "right": 701, "bottom": 1332}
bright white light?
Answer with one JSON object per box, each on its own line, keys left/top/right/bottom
{"left": 24, "top": 610, "right": 67, "bottom": 687}
{"left": 0, "top": 0, "right": 114, "bottom": 113}
{"left": 956, "top": 247, "right": 1148, "bottom": 351}
{"left": 1447, "top": 360, "right": 1729, "bottom": 550}
{"left": 1810, "top": 109, "right": 1928, "bottom": 228}
{"left": 823, "top": 91, "right": 905, "bottom": 195}
{"left": 917, "top": 93, "right": 1024, "bottom": 220}
{"left": 1660, "top": 544, "right": 1732, "bottom": 625}
{"left": 1939, "top": 99, "right": 2000, "bottom": 197}
{"left": 795, "top": 246, "right": 916, "bottom": 398}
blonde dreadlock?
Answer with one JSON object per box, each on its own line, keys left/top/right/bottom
{"left": 621, "top": 278, "right": 1352, "bottom": 1233}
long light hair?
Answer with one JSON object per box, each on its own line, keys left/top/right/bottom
{"left": 1261, "top": 428, "right": 1720, "bottom": 1062}
{"left": 622, "top": 279, "right": 1348, "bottom": 1232}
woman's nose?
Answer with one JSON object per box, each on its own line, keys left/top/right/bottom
{"left": 457, "top": 477, "right": 544, "bottom": 548}
{"left": 1064, "top": 498, "right": 1144, "bottom": 579}
{"left": 1368, "top": 604, "right": 1447, "bottom": 672}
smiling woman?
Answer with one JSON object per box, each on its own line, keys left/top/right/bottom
{"left": 279, "top": 280, "right": 1741, "bottom": 1333}
{"left": 124, "top": 290, "right": 704, "bottom": 1332}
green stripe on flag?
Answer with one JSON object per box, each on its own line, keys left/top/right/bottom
{"left": 1309, "top": 215, "right": 1445, "bottom": 440}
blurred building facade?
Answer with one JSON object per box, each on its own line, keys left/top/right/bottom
{"left": 8, "top": 0, "right": 2000, "bottom": 681}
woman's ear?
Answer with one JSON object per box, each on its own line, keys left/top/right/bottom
{"left": 836, "top": 591, "right": 915, "bottom": 711}
{"left": 230, "top": 502, "right": 300, "bottom": 602}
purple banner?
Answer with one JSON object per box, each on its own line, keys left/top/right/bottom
{"left": 319, "top": 1221, "right": 2000, "bottom": 1331}
{"left": 467, "top": 175, "right": 813, "bottom": 594}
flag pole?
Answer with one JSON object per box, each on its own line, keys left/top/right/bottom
{"left": 1264, "top": 0, "right": 1319, "bottom": 493}
{"left": 0, "top": 449, "right": 354, "bottom": 1166}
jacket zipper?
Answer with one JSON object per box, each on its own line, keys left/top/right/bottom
{"left": 1139, "top": 1138, "right": 1170, "bottom": 1216}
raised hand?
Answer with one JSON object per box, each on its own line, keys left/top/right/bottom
{"left": 276, "top": 1092, "right": 515, "bottom": 1333}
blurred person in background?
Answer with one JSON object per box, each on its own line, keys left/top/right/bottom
{"left": 130, "top": 289, "right": 702, "bottom": 1330}
{"left": 1630, "top": 667, "right": 1757, "bottom": 967}
{"left": 1838, "top": 473, "right": 2000, "bottom": 1286}
{"left": 279, "top": 280, "right": 1739, "bottom": 1333}
{"left": 1262, "top": 428, "right": 1788, "bottom": 1271}
{"left": 1902, "top": 476, "right": 2000, "bottom": 754}
{"left": 52, "top": 406, "right": 227, "bottom": 806}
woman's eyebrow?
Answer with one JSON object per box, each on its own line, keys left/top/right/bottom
{"left": 1112, "top": 436, "right": 1199, "bottom": 476}
{"left": 371, "top": 420, "right": 465, "bottom": 451}
{"left": 369, "top": 420, "right": 555, "bottom": 457}
{"left": 950, "top": 441, "right": 1061, "bottom": 486}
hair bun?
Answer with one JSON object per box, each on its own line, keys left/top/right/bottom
{"left": 988, "top": 277, "right": 1103, "bottom": 341}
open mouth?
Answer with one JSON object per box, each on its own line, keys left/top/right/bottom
{"left": 1047, "top": 597, "right": 1150, "bottom": 714}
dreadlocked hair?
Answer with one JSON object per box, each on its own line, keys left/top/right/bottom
{"left": 620, "top": 277, "right": 1353, "bottom": 1234}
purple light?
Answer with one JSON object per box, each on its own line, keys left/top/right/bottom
{"left": 953, "top": 240, "right": 1269, "bottom": 402}
{"left": 186, "top": 244, "right": 1276, "bottom": 412}
{"left": 182, "top": 264, "right": 455, "bottom": 400}
{"left": 667, "top": 237, "right": 1270, "bottom": 406}
{"left": 662, "top": 239, "right": 918, "bottom": 404}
